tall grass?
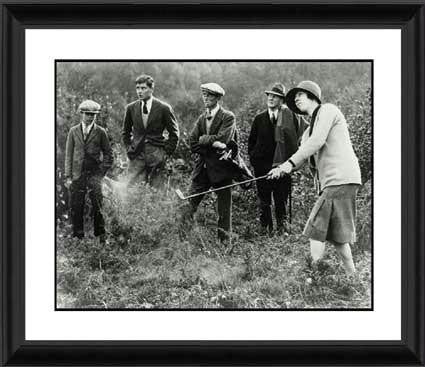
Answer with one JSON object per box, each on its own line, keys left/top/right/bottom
{"left": 57, "top": 169, "right": 371, "bottom": 309}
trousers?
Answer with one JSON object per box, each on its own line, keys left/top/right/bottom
{"left": 127, "top": 144, "right": 166, "bottom": 187}
{"left": 254, "top": 166, "right": 291, "bottom": 231}
{"left": 186, "top": 169, "right": 232, "bottom": 242}
{"left": 71, "top": 172, "right": 105, "bottom": 238}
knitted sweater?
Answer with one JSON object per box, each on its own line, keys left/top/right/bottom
{"left": 290, "top": 103, "right": 362, "bottom": 190}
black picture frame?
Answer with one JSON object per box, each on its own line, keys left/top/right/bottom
{"left": 1, "top": 1, "right": 424, "bottom": 366}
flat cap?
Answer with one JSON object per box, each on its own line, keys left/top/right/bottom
{"left": 78, "top": 99, "right": 101, "bottom": 114}
{"left": 200, "top": 82, "right": 225, "bottom": 96}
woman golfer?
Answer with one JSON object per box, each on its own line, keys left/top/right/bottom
{"left": 268, "top": 81, "right": 362, "bottom": 275}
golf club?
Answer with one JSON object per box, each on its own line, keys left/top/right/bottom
{"left": 175, "top": 174, "right": 269, "bottom": 200}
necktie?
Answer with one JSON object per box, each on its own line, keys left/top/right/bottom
{"left": 271, "top": 114, "right": 277, "bottom": 125}
{"left": 142, "top": 101, "right": 148, "bottom": 114}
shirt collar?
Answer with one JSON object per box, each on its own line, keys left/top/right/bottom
{"left": 268, "top": 108, "right": 279, "bottom": 119}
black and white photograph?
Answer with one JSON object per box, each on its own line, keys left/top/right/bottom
{"left": 55, "top": 61, "right": 372, "bottom": 310}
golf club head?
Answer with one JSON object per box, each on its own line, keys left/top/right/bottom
{"left": 175, "top": 189, "right": 185, "bottom": 200}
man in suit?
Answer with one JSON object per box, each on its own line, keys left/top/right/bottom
{"left": 64, "top": 100, "right": 113, "bottom": 243}
{"left": 122, "top": 74, "right": 179, "bottom": 187}
{"left": 248, "top": 83, "right": 304, "bottom": 235}
{"left": 185, "top": 83, "right": 237, "bottom": 243}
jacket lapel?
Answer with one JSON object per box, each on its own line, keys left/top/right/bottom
{"left": 76, "top": 124, "right": 84, "bottom": 144}
{"left": 208, "top": 107, "right": 223, "bottom": 135}
{"left": 145, "top": 97, "right": 159, "bottom": 129}
{"left": 200, "top": 113, "right": 208, "bottom": 135}
{"left": 134, "top": 100, "right": 144, "bottom": 131}
{"left": 264, "top": 110, "right": 274, "bottom": 128}
{"left": 85, "top": 123, "right": 98, "bottom": 145}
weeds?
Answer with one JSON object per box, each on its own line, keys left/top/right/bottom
{"left": 57, "top": 175, "right": 372, "bottom": 309}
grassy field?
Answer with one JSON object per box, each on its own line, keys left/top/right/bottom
{"left": 56, "top": 170, "right": 372, "bottom": 309}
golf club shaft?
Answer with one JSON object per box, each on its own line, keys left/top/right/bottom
{"left": 183, "top": 174, "right": 269, "bottom": 200}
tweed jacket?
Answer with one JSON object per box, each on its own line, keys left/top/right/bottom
{"left": 64, "top": 123, "right": 113, "bottom": 181}
{"left": 189, "top": 106, "right": 238, "bottom": 184}
{"left": 290, "top": 103, "right": 362, "bottom": 190}
{"left": 121, "top": 96, "right": 179, "bottom": 156}
{"left": 248, "top": 107, "right": 305, "bottom": 172}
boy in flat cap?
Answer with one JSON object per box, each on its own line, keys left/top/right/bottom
{"left": 268, "top": 81, "right": 362, "bottom": 275}
{"left": 122, "top": 74, "right": 180, "bottom": 187}
{"left": 64, "top": 100, "right": 113, "bottom": 243}
{"left": 184, "top": 82, "right": 237, "bottom": 244}
{"left": 248, "top": 83, "right": 305, "bottom": 235}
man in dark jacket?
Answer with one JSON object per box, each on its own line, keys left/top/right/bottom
{"left": 185, "top": 83, "right": 237, "bottom": 243}
{"left": 122, "top": 74, "right": 179, "bottom": 187}
{"left": 64, "top": 100, "right": 113, "bottom": 243}
{"left": 248, "top": 83, "right": 304, "bottom": 235}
